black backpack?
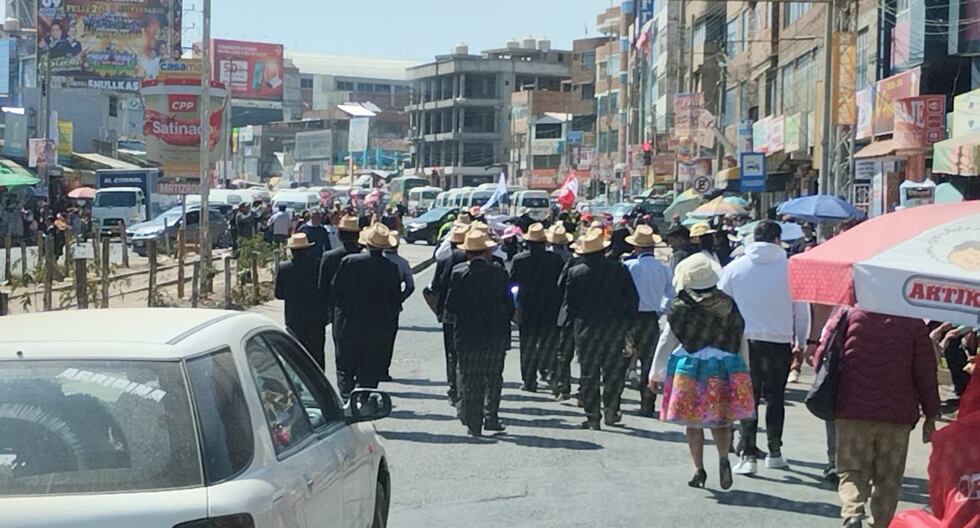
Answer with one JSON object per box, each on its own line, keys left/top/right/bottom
{"left": 805, "top": 309, "right": 849, "bottom": 421}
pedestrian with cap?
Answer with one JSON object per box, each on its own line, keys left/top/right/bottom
{"left": 559, "top": 228, "right": 640, "bottom": 429}
{"left": 430, "top": 226, "right": 470, "bottom": 405}
{"left": 274, "top": 233, "right": 328, "bottom": 369}
{"left": 623, "top": 224, "right": 674, "bottom": 417}
{"left": 444, "top": 230, "right": 514, "bottom": 437}
{"left": 509, "top": 223, "right": 566, "bottom": 392}
{"left": 330, "top": 223, "right": 403, "bottom": 398}
{"left": 649, "top": 253, "right": 754, "bottom": 490}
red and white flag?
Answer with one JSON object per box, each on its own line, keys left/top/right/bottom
{"left": 557, "top": 173, "right": 579, "bottom": 210}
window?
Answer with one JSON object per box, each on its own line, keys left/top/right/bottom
{"left": 781, "top": 64, "right": 796, "bottom": 113}
{"left": 766, "top": 70, "right": 777, "bottom": 115}
{"left": 183, "top": 210, "right": 200, "bottom": 226}
{"left": 741, "top": 11, "right": 751, "bottom": 52}
{"left": 244, "top": 336, "right": 313, "bottom": 455}
{"left": 723, "top": 86, "right": 737, "bottom": 126}
{"left": 581, "top": 83, "right": 595, "bottom": 100}
{"left": 261, "top": 332, "right": 344, "bottom": 429}
{"left": 580, "top": 50, "right": 596, "bottom": 68}
{"left": 336, "top": 80, "right": 355, "bottom": 91}
{"left": 535, "top": 123, "right": 563, "bottom": 139}
{"left": 609, "top": 92, "right": 619, "bottom": 112}
{"left": 784, "top": 2, "right": 813, "bottom": 27}
{"left": 300, "top": 78, "right": 313, "bottom": 89}
{"left": 856, "top": 27, "right": 872, "bottom": 90}
{"left": 693, "top": 22, "right": 706, "bottom": 49}
{"left": 609, "top": 128, "right": 619, "bottom": 152}
{"left": 726, "top": 19, "right": 739, "bottom": 59}
{"left": 598, "top": 61, "right": 608, "bottom": 79}
{"left": 532, "top": 154, "right": 561, "bottom": 169}
{"left": 739, "top": 82, "right": 751, "bottom": 118}
{"left": 0, "top": 360, "right": 201, "bottom": 495}
{"left": 108, "top": 95, "right": 118, "bottom": 118}
{"left": 186, "top": 350, "right": 254, "bottom": 485}
{"left": 374, "top": 83, "right": 390, "bottom": 93}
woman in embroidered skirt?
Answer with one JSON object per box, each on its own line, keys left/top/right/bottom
{"left": 650, "top": 253, "right": 755, "bottom": 490}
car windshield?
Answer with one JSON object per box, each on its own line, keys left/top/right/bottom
{"left": 94, "top": 192, "right": 137, "bottom": 208}
{"left": 470, "top": 193, "right": 494, "bottom": 206}
{"left": 523, "top": 197, "right": 549, "bottom": 208}
{"left": 0, "top": 359, "right": 202, "bottom": 496}
{"left": 415, "top": 208, "right": 450, "bottom": 222}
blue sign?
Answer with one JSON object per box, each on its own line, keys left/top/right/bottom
{"left": 739, "top": 152, "right": 767, "bottom": 192}
{"left": 0, "top": 38, "right": 12, "bottom": 97}
{"left": 566, "top": 131, "right": 584, "bottom": 145}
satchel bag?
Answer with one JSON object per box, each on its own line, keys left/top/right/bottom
{"left": 805, "top": 309, "right": 849, "bottom": 421}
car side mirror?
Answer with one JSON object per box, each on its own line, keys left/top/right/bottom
{"left": 344, "top": 389, "right": 392, "bottom": 423}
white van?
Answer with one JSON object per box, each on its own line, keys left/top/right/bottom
{"left": 92, "top": 187, "right": 147, "bottom": 235}
{"left": 272, "top": 191, "right": 321, "bottom": 213}
{"left": 434, "top": 191, "right": 451, "bottom": 208}
{"left": 511, "top": 190, "right": 552, "bottom": 221}
{"left": 408, "top": 186, "right": 442, "bottom": 212}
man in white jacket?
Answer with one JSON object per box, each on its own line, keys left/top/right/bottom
{"left": 718, "top": 220, "right": 809, "bottom": 475}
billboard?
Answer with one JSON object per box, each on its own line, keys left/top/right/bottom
{"left": 141, "top": 79, "right": 228, "bottom": 178}
{"left": 2, "top": 112, "right": 29, "bottom": 158}
{"left": 874, "top": 67, "right": 920, "bottom": 136}
{"left": 58, "top": 120, "right": 74, "bottom": 162}
{"left": 212, "top": 39, "right": 284, "bottom": 101}
{"left": 752, "top": 117, "right": 769, "bottom": 154}
{"left": 37, "top": 0, "right": 182, "bottom": 91}
{"left": 893, "top": 95, "right": 946, "bottom": 148}
{"left": 29, "top": 139, "right": 57, "bottom": 168}
{"left": 856, "top": 87, "right": 875, "bottom": 140}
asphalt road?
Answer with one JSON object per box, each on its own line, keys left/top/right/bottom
{"left": 256, "top": 264, "right": 933, "bottom": 528}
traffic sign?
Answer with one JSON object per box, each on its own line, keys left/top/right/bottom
{"left": 692, "top": 175, "right": 713, "bottom": 194}
{"left": 739, "top": 152, "right": 767, "bottom": 192}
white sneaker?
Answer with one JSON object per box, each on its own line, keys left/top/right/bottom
{"left": 787, "top": 369, "right": 801, "bottom": 383}
{"left": 765, "top": 454, "right": 790, "bottom": 469}
{"left": 733, "top": 456, "right": 757, "bottom": 475}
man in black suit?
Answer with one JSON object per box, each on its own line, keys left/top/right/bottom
{"left": 429, "top": 226, "right": 469, "bottom": 405}
{"left": 509, "top": 223, "right": 566, "bottom": 392}
{"left": 319, "top": 214, "right": 362, "bottom": 321}
{"left": 330, "top": 223, "right": 403, "bottom": 398}
{"left": 274, "top": 233, "right": 327, "bottom": 368}
{"left": 560, "top": 228, "right": 639, "bottom": 429}
{"left": 444, "top": 230, "right": 514, "bottom": 437}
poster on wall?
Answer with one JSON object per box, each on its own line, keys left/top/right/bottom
{"left": 2, "top": 112, "right": 28, "bottom": 158}
{"left": 57, "top": 120, "right": 74, "bottom": 163}
{"left": 752, "top": 117, "right": 769, "bottom": 155}
{"left": 768, "top": 115, "right": 785, "bottom": 153}
{"left": 855, "top": 87, "right": 875, "bottom": 140}
{"left": 873, "top": 67, "right": 920, "bottom": 136}
{"left": 893, "top": 95, "right": 946, "bottom": 149}
{"left": 141, "top": 79, "right": 228, "bottom": 178}
{"left": 212, "top": 39, "right": 284, "bottom": 101}
{"left": 37, "top": 0, "right": 182, "bottom": 91}
{"left": 29, "top": 139, "right": 57, "bottom": 168}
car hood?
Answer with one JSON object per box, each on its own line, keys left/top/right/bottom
{"left": 0, "top": 487, "right": 208, "bottom": 528}
{"left": 128, "top": 221, "right": 168, "bottom": 235}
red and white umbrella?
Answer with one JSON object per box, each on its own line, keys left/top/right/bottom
{"left": 789, "top": 202, "right": 980, "bottom": 325}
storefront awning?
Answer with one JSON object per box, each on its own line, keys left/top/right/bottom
{"left": 932, "top": 131, "right": 980, "bottom": 177}
{"left": 715, "top": 167, "right": 739, "bottom": 188}
{"left": 73, "top": 153, "right": 140, "bottom": 170}
{"left": 854, "top": 139, "right": 897, "bottom": 159}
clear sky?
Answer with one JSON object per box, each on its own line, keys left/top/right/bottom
{"left": 191, "top": 0, "right": 616, "bottom": 61}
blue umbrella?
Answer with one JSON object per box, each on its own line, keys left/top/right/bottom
{"left": 722, "top": 196, "right": 749, "bottom": 208}
{"left": 736, "top": 220, "right": 805, "bottom": 241}
{"left": 776, "top": 195, "right": 866, "bottom": 222}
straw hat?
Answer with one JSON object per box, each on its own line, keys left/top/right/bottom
{"left": 546, "top": 224, "right": 574, "bottom": 246}
{"left": 469, "top": 221, "right": 489, "bottom": 233}
{"left": 525, "top": 223, "right": 547, "bottom": 243}
{"left": 689, "top": 222, "right": 717, "bottom": 238}
{"left": 625, "top": 224, "right": 662, "bottom": 248}
{"left": 454, "top": 211, "right": 473, "bottom": 226}
{"left": 461, "top": 230, "right": 497, "bottom": 252}
{"left": 359, "top": 223, "right": 397, "bottom": 249}
{"left": 673, "top": 253, "right": 721, "bottom": 291}
{"left": 573, "top": 228, "right": 610, "bottom": 255}
{"left": 337, "top": 214, "right": 360, "bottom": 233}
{"left": 286, "top": 233, "right": 315, "bottom": 250}
{"left": 449, "top": 226, "right": 469, "bottom": 245}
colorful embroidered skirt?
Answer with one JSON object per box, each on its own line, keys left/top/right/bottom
{"left": 661, "top": 346, "right": 756, "bottom": 428}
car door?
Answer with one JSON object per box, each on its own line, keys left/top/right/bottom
{"left": 243, "top": 334, "right": 344, "bottom": 528}
{"left": 259, "top": 331, "right": 353, "bottom": 528}
{"left": 183, "top": 210, "right": 201, "bottom": 244}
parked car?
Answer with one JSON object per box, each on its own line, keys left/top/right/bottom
{"left": 125, "top": 205, "right": 229, "bottom": 257}
{"left": 0, "top": 309, "right": 392, "bottom": 528}
{"left": 405, "top": 207, "right": 458, "bottom": 245}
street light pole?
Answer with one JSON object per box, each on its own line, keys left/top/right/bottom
{"left": 199, "top": 0, "right": 212, "bottom": 292}
{"left": 820, "top": 0, "right": 835, "bottom": 196}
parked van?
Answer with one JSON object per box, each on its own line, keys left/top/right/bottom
{"left": 92, "top": 187, "right": 147, "bottom": 235}
{"left": 511, "top": 190, "right": 552, "bottom": 221}
{"left": 407, "top": 186, "right": 442, "bottom": 213}
{"left": 272, "top": 190, "right": 320, "bottom": 213}
{"left": 434, "top": 191, "right": 451, "bottom": 208}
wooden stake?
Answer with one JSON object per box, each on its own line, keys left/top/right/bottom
{"left": 147, "top": 240, "right": 157, "bottom": 308}
{"left": 223, "top": 255, "right": 232, "bottom": 309}
{"left": 100, "top": 237, "right": 110, "bottom": 309}
{"left": 120, "top": 221, "right": 129, "bottom": 268}
{"left": 3, "top": 234, "right": 11, "bottom": 283}
{"left": 19, "top": 238, "right": 27, "bottom": 278}
{"left": 43, "top": 237, "right": 54, "bottom": 311}
{"left": 74, "top": 258, "right": 88, "bottom": 309}
{"left": 177, "top": 228, "right": 186, "bottom": 299}
{"left": 251, "top": 250, "right": 259, "bottom": 301}
{"left": 191, "top": 259, "right": 200, "bottom": 308}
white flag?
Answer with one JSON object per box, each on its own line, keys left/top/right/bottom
{"left": 480, "top": 173, "right": 508, "bottom": 213}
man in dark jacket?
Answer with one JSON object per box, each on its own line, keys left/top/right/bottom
{"left": 330, "top": 223, "right": 403, "bottom": 398}
{"left": 319, "top": 215, "right": 362, "bottom": 323}
{"left": 274, "top": 233, "right": 327, "bottom": 369}
{"left": 445, "top": 230, "right": 514, "bottom": 437}
{"left": 560, "top": 228, "right": 639, "bottom": 429}
{"left": 665, "top": 224, "right": 699, "bottom": 270}
{"left": 509, "top": 223, "right": 566, "bottom": 392}
{"left": 298, "top": 209, "right": 332, "bottom": 261}
{"left": 430, "top": 226, "right": 469, "bottom": 404}
{"left": 548, "top": 224, "right": 578, "bottom": 401}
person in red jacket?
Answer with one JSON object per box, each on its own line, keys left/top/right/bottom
{"left": 832, "top": 309, "right": 941, "bottom": 528}
{"left": 889, "top": 364, "right": 980, "bottom": 528}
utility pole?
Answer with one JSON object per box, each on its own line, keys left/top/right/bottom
{"left": 820, "top": 0, "right": 835, "bottom": 196}
{"left": 199, "top": 0, "right": 212, "bottom": 292}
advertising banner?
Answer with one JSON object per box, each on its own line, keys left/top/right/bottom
{"left": 348, "top": 117, "right": 370, "bottom": 153}
{"left": 752, "top": 117, "right": 769, "bottom": 154}
{"left": 768, "top": 115, "right": 785, "bottom": 153}
{"left": 37, "top": 0, "right": 182, "bottom": 91}
{"left": 673, "top": 93, "right": 703, "bottom": 139}
{"left": 737, "top": 120, "right": 753, "bottom": 154}
{"left": 856, "top": 87, "right": 875, "bottom": 140}
{"left": 951, "top": 88, "right": 980, "bottom": 138}
{"left": 29, "top": 139, "right": 57, "bottom": 168}
{"left": 2, "top": 112, "right": 28, "bottom": 158}
{"left": 873, "top": 67, "right": 920, "bottom": 136}
{"left": 212, "top": 39, "right": 284, "bottom": 101}
{"left": 0, "top": 38, "right": 12, "bottom": 96}
{"left": 893, "top": 95, "right": 946, "bottom": 149}
{"left": 57, "top": 120, "right": 74, "bottom": 162}
{"left": 784, "top": 113, "right": 806, "bottom": 153}
{"left": 141, "top": 79, "right": 228, "bottom": 178}
{"left": 832, "top": 32, "right": 857, "bottom": 125}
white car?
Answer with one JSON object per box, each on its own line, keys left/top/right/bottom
{"left": 0, "top": 309, "right": 392, "bottom": 528}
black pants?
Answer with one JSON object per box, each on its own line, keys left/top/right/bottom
{"left": 575, "top": 324, "right": 628, "bottom": 423}
{"left": 442, "top": 323, "right": 458, "bottom": 402}
{"left": 456, "top": 349, "right": 506, "bottom": 434}
{"left": 737, "top": 340, "right": 792, "bottom": 457}
{"left": 519, "top": 324, "right": 557, "bottom": 389}
{"left": 945, "top": 343, "right": 972, "bottom": 396}
{"left": 630, "top": 312, "right": 661, "bottom": 411}
{"left": 335, "top": 335, "right": 383, "bottom": 399}
{"left": 381, "top": 316, "right": 399, "bottom": 378}
{"left": 287, "top": 321, "right": 326, "bottom": 371}
{"left": 552, "top": 325, "right": 575, "bottom": 396}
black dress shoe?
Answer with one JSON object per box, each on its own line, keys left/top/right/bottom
{"left": 466, "top": 427, "right": 482, "bottom": 438}
{"left": 484, "top": 420, "right": 506, "bottom": 432}
{"left": 379, "top": 374, "right": 393, "bottom": 382}
{"left": 604, "top": 410, "right": 623, "bottom": 426}
{"left": 579, "top": 420, "right": 601, "bottom": 431}
{"left": 520, "top": 383, "right": 537, "bottom": 393}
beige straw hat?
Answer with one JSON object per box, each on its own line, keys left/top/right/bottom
{"left": 625, "top": 225, "right": 663, "bottom": 248}
{"left": 546, "top": 224, "right": 574, "bottom": 246}
{"left": 573, "top": 228, "right": 610, "bottom": 255}
{"left": 449, "top": 226, "right": 469, "bottom": 244}
{"left": 525, "top": 223, "right": 547, "bottom": 242}
{"left": 286, "top": 233, "right": 314, "bottom": 250}
{"left": 689, "top": 222, "right": 717, "bottom": 238}
{"left": 337, "top": 214, "right": 360, "bottom": 233}
{"left": 461, "top": 230, "right": 498, "bottom": 252}
{"left": 359, "top": 223, "right": 397, "bottom": 249}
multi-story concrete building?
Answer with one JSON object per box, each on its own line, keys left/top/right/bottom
{"left": 406, "top": 41, "right": 572, "bottom": 188}
{"left": 594, "top": 6, "right": 626, "bottom": 190}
